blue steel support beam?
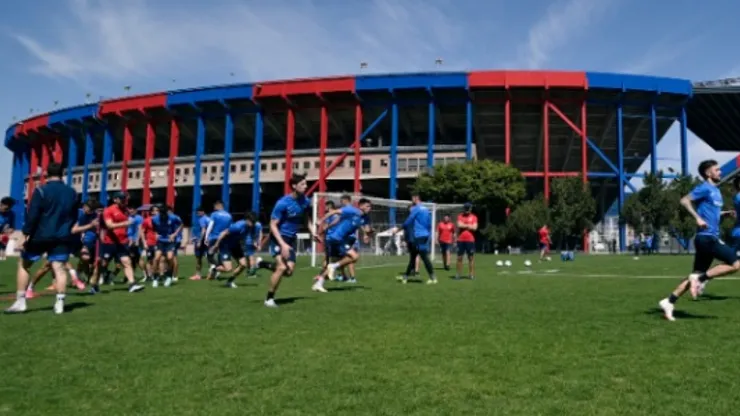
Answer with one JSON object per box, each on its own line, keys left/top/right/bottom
{"left": 100, "top": 128, "right": 113, "bottom": 206}
{"left": 650, "top": 104, "right": 657, "bottom": 175}
{"left": 252, "top": 111, "right": 264, "bottom": 215}
{"left": 222, "top": 113, "right": 234, "bottom": 211}
{"left": 10, "top": 149, "right": 24, "bottom": 228}
{"left": 466, "top": 99, "right": 473, "bottom": 160}
{"left": 680, "top": 106, "right": 689, "bottom": 176}
{"left": 192, "top": 116, "right": 205, "bottom": 226}
{"left": 389, "top": 102, "right": 399, "bottom": 226}
{"left": 427, "top": 101, "right": 435, "bottom": 169}
{"left": 67, "top": 132, "right": 77, "bottom": 186}
{"left": 82, "top": 130, "right": 93, "bottom": 202}
{"left": 617, "top": 103, "right": 626, "bottom": 252}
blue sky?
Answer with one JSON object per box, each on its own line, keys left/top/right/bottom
{"left": 0, "top": 0, "right": 739, "bottom": 197}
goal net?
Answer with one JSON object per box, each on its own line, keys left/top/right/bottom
{"left": 310, "top": 192, "right": 465, "bottom": 270}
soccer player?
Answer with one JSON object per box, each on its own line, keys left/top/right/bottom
{"left": 6, "top": 163, "right": 79, "bottom": 314}
{"left": 455, "top": 203, "right": 478, "bottom": 280}
{"left": 244, "top": 212, "right": 264, "bottom": 277}
{"left": 190, "top": 206, "right": 210, "bottom": 280}
{"left": 265, "top": 173, "right": 315, "bottom": 308}
{"left": 402, "top": 204, "right": 420, "bottom": 276}
{"left": 538, "top": 224, "right": 552, "bottom": 261}
{"left": 313, "top": 198, "right": 373, "bottom": 292}
{"left": 95, "top": 192, "right": 145, "bottom": 294}
{"left": 76, "top": 200, "right": 100, "bottom": 284}
{"left": 151, "top": 205, "right": 183, "bottom": 288}
{"left": 211, "top": 212, "right": 262, "bottom": 288}
{"left": 127, "top": 206, "right": 144, "bottom": 276}
{"left": 0, "top": 197, "right": 16, "bottom": 261}
{"left": 139, "top": 205, "right": 160, "bottom": 282}
{"left": 168, "top": 206, "right": 184, "bottom": 281}
{"left": 658, "top": 160, "right": 740, "bottom": 321}
{"left": 437, "top": 214, "right": 455, "bottom": 271}
{"left": 204, "top": 200, "right": 233, "bottom": 280}
{"left": 320, "top": 200, "right": 339, "bottom": 270}
{"left": 393, "top": 193, "right": 436, "bottom": 284}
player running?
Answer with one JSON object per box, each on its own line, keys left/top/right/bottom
{"left": 205, "top": 200, "right": 233, "bottom": 280}
{"left": 264, "top": 173, "right": 315, "bottom": 308}
{"left": 437, "top": 214, "right": 454, "bottom": 271}
{"left": 313, "top": 198, "right": 373, "bottom": 292}
{"left": 151, "top": 205, "right": 183, "bottom": 288}
{"left": 190, "top": 207, "right": 210, "bottom": 280}
{"left": 243, "top": 212, "right": 264, "bottom": 277}
{"left": 211, "top": 212, "right": 263, "bottom": 288}
{"left": 538, "top": 224, "right": 552, "bottom": 261}
{"left": 127, "top": 206, "right": 144, "bottom": 277}
{"left": 455, "top": 203, "right": 477, "bottom": 280}
{"left": 659, "top": 160, "right": 740, "bottom": 321}
{"left": 139, "top": 205, "right": 159, "bottom": 282}
{"left": 393, "top": 193, "right": 437, "bottom": 284}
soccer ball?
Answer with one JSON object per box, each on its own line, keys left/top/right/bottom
{"left": 504, "top": 260, "right": 512, "bottom": 267}
{"left": 496, "top": 260, "right": 503, "bottom": 267}
{"left": 524, "top": 260, "right": 532, "bottom": 267}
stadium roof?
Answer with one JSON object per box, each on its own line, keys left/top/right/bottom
{"left": 687, "top": 77, "right": 740, "bottom": 151}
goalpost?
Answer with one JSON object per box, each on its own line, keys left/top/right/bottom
{"left": 310, "top": 192, "right": 465, "bottom": 269}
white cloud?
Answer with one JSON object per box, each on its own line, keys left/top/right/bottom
{"left": 517, "top": 0, "right": 616, "bottom": 69}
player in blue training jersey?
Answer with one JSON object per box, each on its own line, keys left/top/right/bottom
{"left": 0, "top": 197, "right": 16, "bottom": 261}
{"left": 151, "top": 205, "right": 183, "bottom": 288}
{"left": 312, "top": 198, "right": 373, "bottom": 292}
{"left": 264, "top": 173, "right": 315, "bottom": 308}
{"left": 392, "top": 193, "right": 437, "bottom": 284}
{"left": 127, "top": 206, "right": 144, "bottom": 277}
{"left": 401, "top": 204, "right": 420, "bottom": 276}
{"left": 243, "top": 212, "right": 264, "bottom": 276}
{"left": 205, "top": 200, "right": 233, "bottom": 280}
{"left": 659, "top": 160, "right": 740, "bottom": 321}
{"left": 211, "top": 211, "right": 265, "bottom": 288}
{"left": 320, "top": 200, "right": 339, "bottom": 271}
{"left": 190, "top": 207, "right": 210, "bottom": 280}
{"left": 167, "top": 206, "right": 184, "bottom": 281}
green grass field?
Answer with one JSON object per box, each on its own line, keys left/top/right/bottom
{"left": 2, "top": 254, "right": 740, "bottom": 416}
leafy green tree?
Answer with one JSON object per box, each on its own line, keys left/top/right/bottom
{"left": 666, "top": 175, "right": 700, "bottom": 247}
{"left": 620, "top": 172, "right": 673, "bottom": 235}
{"left": 506, "top": 195, "right": 549, "bottom": 248}
{"left": 621, "top": 193, "right": 644, "bottom": 233}
{"left": 550, "top": 176, "right": 596, "bottom": 249}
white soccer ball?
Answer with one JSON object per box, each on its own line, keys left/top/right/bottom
{"left": 545, "top": 256, "right": 551, "bottom": 261}
{"left": 524, "top": 260, "right": 532, "bottom": 267}
{"left": 504, "top": 260, "right": 512, "bottom": 267}
{"left": 496, "top": 260, "right": 503, "bottom": 267}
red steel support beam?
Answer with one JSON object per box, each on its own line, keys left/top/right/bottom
{"left": 28, "top": 144, "right": 39, "bottom": 200}
{"left": 543, "top": 101, "right": 550, "bottom": 200}
{"left": 581, "top": 99, "right": 589, "bottom": 253}
{"left": 505, "top": 95, "right": 511, "bottom": 164}
{"left": 142, "top": 121, "right": 155, "bottom": 205}
{"left": 40, "top": 137, "right": 50, "bottom": 185}
{"left": 121, "top": 124, "right": 133, "bottom": 192}
{"left": 284, "top": 108, "right": 295, "bottom": 194}
{"left": 52, "top": 136, "right": 63, "bottom": 163}
{"left": 319, "top": 107, "right": 328, "bottom": 195}
{"left": 167, "top": 119, "right": 179, "bottom": 207}
{"left": 354, "top": 104, "right": 362, "bottom": 194}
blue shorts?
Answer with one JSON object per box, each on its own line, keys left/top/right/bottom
{"left": 270, "top": 235, "right": 297, "bottom": 263}
{"left": 156, "top": 241, "right": 176, "bottom": 254}
{"left": 22, "top": 241, "right": 72, "bottom": 263}
{"left": 414, "top": 237, "right": 430, "bottom": 253}
{"left": 220, "top": 241, "right": 244, "bottom": 262}
{"left": 100, "top": 243, "right": 130, "bottom": 262}
{"left": 193, "top": 240, "right": 207, "bottom": 257}
{"left": 539, "top": 242, "right": 549, "bottom": 250}
{"left": 693, "top": 235, "right": 737, "bottom": 273}
{"left": 457, "top": 241, "right": 475, "bottom": 257}
{"left": 326, "top": 239, "right": 352, "bottom": 259}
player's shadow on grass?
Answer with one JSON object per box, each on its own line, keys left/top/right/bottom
{"left": 698, "top": 294, "right": 739, "bottom": 301}
{"left": 31, "top": 302, "right": 93, "bottom": 313}
{"left": 644, "top": 308, "right": 718, "bottom": 320}
{"left": 327, "top": 285, "right": 369, "bottom": 292}
{"left": 252, "top": 296, "right": 311, "bottom": 305}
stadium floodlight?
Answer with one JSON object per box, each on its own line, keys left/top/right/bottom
{"left": 360, "top": 62, "right": 368, "bottom": 69}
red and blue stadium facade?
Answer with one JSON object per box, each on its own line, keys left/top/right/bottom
{"left": 5, "top": 70, "right": 702, "bottom": 252}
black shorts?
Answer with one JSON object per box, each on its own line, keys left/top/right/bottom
{"left": 693, "top": 235, "right": 737, "bottom": 273}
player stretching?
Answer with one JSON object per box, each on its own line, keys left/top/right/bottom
{"left": 538, "top": 224, "right": 552, "bottom": 261}
{"left": 658, "top": 160, "right": 740, "bottom": 321}
{"left": 190, "top": 207, "right": 210, "bottom": 280}
{"left": 313, "top": 198, "right": 373, "bottom": 292}
{"left": 0, "top": 197, "right": 16, "bottom": 261}
{"left": 6, "top": 163, "right": 79, "bottom": 314}
{"left": 455, "top": 203, "right": 478, "bottom": 280}
{"left": 264, "top": 173, "right": 314, "bottom": 308}
{"left": 151, "top": 205, "right": 183, "bottom": 288}
{"left": 211, "top": 212, "right": 263, "bottom": 288}
{"left": 393, "top": 194, "right": 437, "bottom": 284}
{"left": 205, "top": 200, "right": 233, "bottom": 280}
{"left": 437, "top": 214, "right": 454, "bottom": 271}
{"left": 95, "top": 192, "right": 145, "bottom": 294}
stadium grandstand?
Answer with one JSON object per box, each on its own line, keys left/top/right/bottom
{"left": 5, "top": 70, "right": 738, "bottom": 252}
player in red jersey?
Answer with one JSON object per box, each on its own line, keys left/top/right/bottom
{"left": 436, "top": 214, "right": 455, "bottom": 271}
{"left": 139, "top": 205, "right": 160, "bottom": 282}
{"left": 455, "top": 203, "right": 478, "bottom": 280}
{"left": 538, "top": 224, "right": 552, "bottom": 261}
{"left": 92, "top": 192, "right": 144, "bottom": 293}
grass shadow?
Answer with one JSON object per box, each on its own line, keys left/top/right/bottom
{"left": 327, "top": 285, "right": 369, "bottom": 292}
{"left": 644, "top": 307, "right": 718, "bottom": 320}
{"left": 30, "top": 301, "right": 93, "bottom": 313}
{"left": 698, "top": 294, "right": 739, "bottom": 301}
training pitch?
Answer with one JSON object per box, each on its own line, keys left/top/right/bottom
{"left": 1, "top": 254, "right": 739, "bottom": 415}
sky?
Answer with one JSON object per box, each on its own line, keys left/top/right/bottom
{"left": 0, "top": 0, "right": 739, "bottom": 198}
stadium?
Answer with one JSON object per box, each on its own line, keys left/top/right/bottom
{"left": 4, "top": 70, "right": 737, "bottom": 252}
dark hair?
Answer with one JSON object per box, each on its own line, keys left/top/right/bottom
{"left": 325, "top": 201, "right": 335, "bottom": 209}
{"left": 340, "top": 194, "right": 351, "bottom": 202}
{"left": 698, "top": 160, "right": 718, "bottom": 179}
{"left": 245, "top": 211, "right": 257, "bottom": 223}
{"left": 411, "top": 191, "right": 421, "bottom": 199}
{"left": 358, "top": 198, "right": 371, "bottom": 205}
{"left": 290, "top": 173, "right": 307, "bottom": 187}
{"left": 0, "top": 197, "right": 15, "bottom": 207}
{"left": 196, "top": 206, "right": 205, "bottom": 212}
{"left": 47, "top": 162, "right": 64, "bottom": 178}
{"left": 166, "top": 205, "right": 174, "bottom": 212}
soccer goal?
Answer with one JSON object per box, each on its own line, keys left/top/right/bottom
{"left": 310, "top": 192, "right": 465, "bottom": 269}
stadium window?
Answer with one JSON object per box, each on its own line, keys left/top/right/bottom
{"left": 220, "top": 166, "right": 224, "bottom": 173}
{"left": 338, "top": 160, "right": 345, "bottom": 168}
{"left": 230, "top": 164, "right": 236, "bottom": 173}
{"left": 362, "top": 159, "right": 371, "bottom": 174}
{"left": 271, "top": 162, "right": 278, "bottom": 171}
{"left": 398, "top": 158, "right": 407, "bottom": 172}
{"left": 325, "top": 161, "right": 331, "bottom": 168}
{"left": 135, "top": 171, "right": 141, "bottom": 179}
{"left": 249, "top": 163, "right": 254, "bottom": 172}
{"left": 282, "top": 162, "right": 287, "bottom": 170}
{"left": 303, "top": 161, "right": 310, "bottom": 170}
{"left": 128, "top": 172, "right": 133, "bottom": 179}
{"left": 240, "top": 164, "right": 246, "bottom": 173}
{"left": 293, "top": 162, "right": 299, "bottom": 170}
{"left": 419, "top": 158, "right": 427, "bottom": 168}
{"left": 175, "top": 168, "right": 181, "bottom": 176}
{"left": 261, "top": 163, "right": 266, "bottom": 171}
{"left": 349, "top": 160, "right": 355, "bottom": 168}
{"left": 313, "top": 161, "right": 319, "bottom": 169}
{"left": 408, "top": 158, "right": 419, "bottom": 171}
{"left": 184, "top": 167, "right": 190, "bottom": 175}
{"left": 210, "top": 166, "right": 217, "bottom": 173}
{"left": 381, "top": 159, "right": 388, "bottom": 167}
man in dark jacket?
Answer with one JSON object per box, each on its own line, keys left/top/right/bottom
{"left": 6, "top": 162, "right": 78, "bottom": 315}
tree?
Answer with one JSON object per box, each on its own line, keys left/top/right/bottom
{"left": 667, "top": 175, "right": 700, "bottom": 250}
{"left": 621, "top": 193, "right": 644, "bottom": 233}
{"left": 412, "top": 159, "right": 526, "bottom": 224}
{"left": 550, "top": 177, "right": 596, "bottom": 249}
{"left": 506, "top": 195, "right": 549, "bottom": 248}
{"left": 620, "top": 172, "right": 673, "bottom": 235}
